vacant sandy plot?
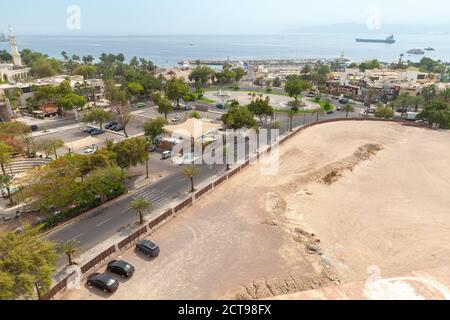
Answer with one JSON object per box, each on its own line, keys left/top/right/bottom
{"left": 58, "top": 121, "right": 450, "bottom": 300}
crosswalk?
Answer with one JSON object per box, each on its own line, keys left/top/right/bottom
{"left": 134, "top": 187, "right": 171, "bottom": 208}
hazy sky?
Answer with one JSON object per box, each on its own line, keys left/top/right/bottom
{"left": 1, "top": 0, "right": 449, "bottom": 35}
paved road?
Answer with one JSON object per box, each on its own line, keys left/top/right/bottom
{"left": 47, "top": 100, "right": 364, "bottom": 268}
{"left": 48, "top": 162, "right": 226, "bottom": 267}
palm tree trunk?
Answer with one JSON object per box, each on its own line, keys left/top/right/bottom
{"left": 67, "top": 253, "right": 73, "bottom": 266}
{"left": 146, "top": 159, "right": 149, "bottom": 179}
{"left": 190, "top": 178, "right": 194, "bottom": 192}
{"left": 139, "top": 211, "right": 144, "bottom": 225}
{"left": 123, "top": 127, "right": 129, "bottom": 138}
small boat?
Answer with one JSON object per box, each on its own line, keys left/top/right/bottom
{"left": 424, "top": 47, "right": 435, "bottom": 51}
{"left": 407, "top": 49, "right": 425, "bottom": 55}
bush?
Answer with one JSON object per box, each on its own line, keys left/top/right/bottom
{"left": 41, "top": 187, "right": 126, "bottom": 229}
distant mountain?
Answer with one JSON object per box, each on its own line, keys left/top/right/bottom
{"left": 284, "top": 23, "right": 450, "bottom": 34}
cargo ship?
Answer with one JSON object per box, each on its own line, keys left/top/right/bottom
{"left": 355, "top": 35, "right": 396, "bottom": 44}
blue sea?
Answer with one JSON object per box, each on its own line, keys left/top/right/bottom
{"left": 1, "top": 33, "right": 450, "bottom": 67}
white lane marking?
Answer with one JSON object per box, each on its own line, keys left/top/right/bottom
{"left": 96, "top": 218, "right": 113, "bottom": 227}
{"left": 73, "top": 232, "right": 85, "bottom": 240}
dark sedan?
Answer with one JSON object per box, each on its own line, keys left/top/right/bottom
{"left": 87, "top": 273, "right": 119, "bottom": 293}
{"left": 136, "top": 240, "right": 160, "bottom": 258}
{"left": 107, "top": 260, "right": 135, "bottom": 278}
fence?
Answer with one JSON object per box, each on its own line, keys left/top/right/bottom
{"left": 41, "top": 272, "right": 74, "bottom": 300}
{"left": 80, "top": 245, "right": 117, "bottom": 274}
{"left": 118, "top": 226, "right": 148, "bottom": 250}
{"left": 196, "top": 183, "right": 214, "bottom": 199}
{"left": 42, "top": 117, "right": 429, "bottom": 299}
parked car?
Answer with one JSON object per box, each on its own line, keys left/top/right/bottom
{"left": 81, "top": 146, "right": 96, "bottom": 154}
{"left": 326, "top": 110, "right": 334, "bottom": 114}
{"left": 107, "top": 260, "right": 135, "bottom": 278}
{"left": 161, "top": 151, "right": 172, "bottom": 160}
{"left": 87, "top": 273, "right": 119, "bottom": 293}
{"left": 148, "top": 145, "right": 156, "bottom": 152}
{"left": 105, "top": 121, "right": 118, "bottom": 130}
{"left": 339, "top": 98, "right": 349, "bottom": 104}
{"left": 170, "top": 116, "right": 181, "bottom": 123}
{"left": 30, "top": 125, "right": 39, "bottom": 132}
{"left": 136, "top": 240, "right": 160, "bottom": 258}
{"left": 216, "top": 103, "right": 226, "bottom": 110}
{"left": 110, "top": 124, "right": 124, "bottom": 132}
{"left": 90, "top": 129, "right": 105, "bottom": 136}
{"left": 83, "top": 127, "right": 96, "bottom": 134}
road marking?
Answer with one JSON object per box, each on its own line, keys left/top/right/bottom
{"left": 73, "top": 232, "right": 85, "bottom": 240}
{"left": 96, "top": 218, "right": 113, "bottom": 227}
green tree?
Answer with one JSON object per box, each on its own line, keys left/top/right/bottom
{"left": 0, "top": 227, "right": 57, "bottom": 300}
{"left": 110, "top": 137, "right": 148, "bottom": 173}
{"left": 74, "top": 65, "right": 97, "bottom": 79}
{"left": 157, "top": 96, "right": 173, "bottom": 120}
{"left": 58, "top": 240, "right": 79, "bottom": 267}
{"left": 284, "top": 75, "right": 312, "bottom": 102}
{"left": 166, "top": 77, "right": 189, "bottom": 107}
{"left": 182, "top": 165, "right": 199, "bottom": 193}
{"left": 126, "top": 82, "right": 144, "bottom": 100}
{"left": 57, "top": 93, "right": 87, "bottom": 112}
{"left": 341, "top": 103, "right": 355, "bottom": 118}
{"left": 418, "top": 99, "right": 450, "bottom": 129}
{"left": 129, "top": 197, "right": 151, "bottom": 225}
{"left": 82, "top": 108, "right": 112, "bottom": 129}
{"left": 221, "top": 106, "right": 257, "bottom": 130}
{"left": 142, "top": 117, "right": 167, "bottom": 143}
{"left": 374, "top": 104, "right": 395, "bottom": 119}
{"left": 189, "top": 66, "right": 216, "bottom": 86}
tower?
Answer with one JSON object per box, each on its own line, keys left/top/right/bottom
{"left": 8, "top": 25, "right": 23, "bottom": 67}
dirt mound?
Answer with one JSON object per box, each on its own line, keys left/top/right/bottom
{"left": 223, "top": 270, "right": 340, "bottom": 300}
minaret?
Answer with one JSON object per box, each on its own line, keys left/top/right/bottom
{"left": 8, "top": 25, "right": 23, "bottom": 67}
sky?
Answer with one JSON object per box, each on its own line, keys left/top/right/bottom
{"left": 1, "top": 0, "right": 450, "bottom": 35}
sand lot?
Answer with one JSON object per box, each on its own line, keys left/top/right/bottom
{"left": 58, "top": 121, "right": 450, "bottom": 300}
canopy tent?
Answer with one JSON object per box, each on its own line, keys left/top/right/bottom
{"left": 164, "top": 119, "right": 223, "bottom": 140}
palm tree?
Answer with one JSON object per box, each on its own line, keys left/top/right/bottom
{"left": 182, "top": 165, "right": 199, "bottom": 193}
{"left": 312, "top": 108, "right": 324, "bottom": 122}
{"left": 129, "top": 198, "right": 152, "bottom": 225}
{"left": 287, "top": 109, "right": 297, "bottom": 132}
{"left": 59, "top": 240, "right": 79, "bottom": 266}
{"left": 342, "top": 104, "right": 355, "bottom": 118}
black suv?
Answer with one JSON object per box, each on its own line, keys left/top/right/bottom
{"left": 136, "top": 240, "right": 160, "bottom": 258}
{"left": 87, "top": 273, "right": 119, "bottom": 293}
{"left": 107, "top": 260, "right": 135, "bottom": 278}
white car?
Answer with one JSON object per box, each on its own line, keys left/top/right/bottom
{"left": 170, "top": 116, "right": 181, "bottom": 123}
{"left": 81, "top": 146, "right": 96, "bottom": 154}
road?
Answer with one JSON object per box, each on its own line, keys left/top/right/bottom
{"left": 46, "top": 98, "right": 363, "bottom": 268}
